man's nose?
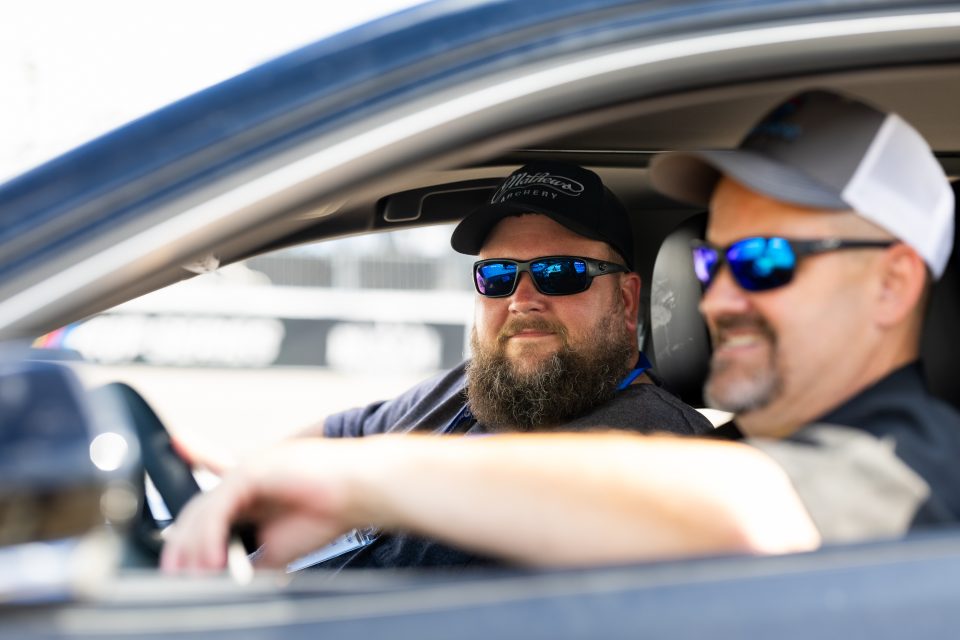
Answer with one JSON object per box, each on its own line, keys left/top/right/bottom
{"left": 508, "top": 272, "right": 546, "bottom": 313}
{"left": 698, "top": 267, "right": 751, "bottom": 319}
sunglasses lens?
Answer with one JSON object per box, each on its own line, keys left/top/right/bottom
{"left": 475, "top": 262, "right": 518, "bottom": 296}
{"left": 530, "top": 258, "right": 590, "bottom": 295}
{"left": 692, "top": 245, "right": 720, "bottom": 286}
{"left": 728, "top": 237, "right": 796, "bottom": 291}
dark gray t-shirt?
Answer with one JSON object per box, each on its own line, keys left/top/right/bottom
{"left": 319, "top": 357, "right": 712, "bottom": 570}
{"left": 324, "top": 359, "right": 711, "bottom": 439}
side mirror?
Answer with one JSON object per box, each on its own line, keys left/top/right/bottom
{"left": 0, "top": 359, "right": 140, "bottom": 547}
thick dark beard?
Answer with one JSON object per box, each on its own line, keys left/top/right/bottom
{"left": 466, "top": 313, "right": 634, "bottom": 432}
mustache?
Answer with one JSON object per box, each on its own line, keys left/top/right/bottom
{"left": 497, "top": 317, "right": 569, "bottom": 344}
{"left": 711, "top": 314, "right": 776, "bottom": 344}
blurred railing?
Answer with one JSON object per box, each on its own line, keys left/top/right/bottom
{"left": 245, "top": 252, "right": 474, "bottom": 292}
{"left": 37, "top": 225, "right": 478, "bottom": 371}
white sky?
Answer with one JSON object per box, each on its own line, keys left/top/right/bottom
{"left": 0, "top": 0, "right": 429, "bottom": 182}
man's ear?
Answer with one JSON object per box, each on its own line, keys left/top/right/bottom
{"left": 620, "top": 272, "right": 642, "bottom": 333}
{"left": 875, "top": 244, "right": 927, "bottom": 328}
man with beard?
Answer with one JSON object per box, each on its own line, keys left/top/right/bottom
{"left": 163, "top": 91, "right": 960, "bottom": 573}
{"left": 278, "top": 161, "right": 711, "bottom": 570}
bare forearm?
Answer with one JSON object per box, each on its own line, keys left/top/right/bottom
{"left": 292, "top": 418, "right": 327, "bottom": 438}
{"left": 354, "top": 433, "right": 821, "bottom": 566}
{"left": 163, "top": 432, "right": 821, "bottom": 573}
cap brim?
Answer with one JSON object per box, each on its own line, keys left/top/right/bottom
{"left": 450, "top": 202, "right": 612, "bottom": 255}
{"left": 650, "top": 149, "right": 849, "bottom": 211}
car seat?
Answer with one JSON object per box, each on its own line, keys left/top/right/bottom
{"left": 647, "top": 212, "right": 710, "bottom": 408}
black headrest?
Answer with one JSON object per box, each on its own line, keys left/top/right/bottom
{"left": 648, "top": 213, "right": 710, "bottom": 407}
{"left": 920, "top": 180, "right": 960, "bottom": 411}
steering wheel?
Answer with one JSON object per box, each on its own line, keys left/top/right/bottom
{"left": 101, "top": 382, "right": 201, "bottom": 561}
{"left": 101, "top": 382, "right": 259, "bottom": 564}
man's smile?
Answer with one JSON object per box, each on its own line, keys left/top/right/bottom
{"left": 714, "top": 330, "right": 768, "bottom": 355}
{"left": 710, "top": 315, "right": 776, "bottom": 360}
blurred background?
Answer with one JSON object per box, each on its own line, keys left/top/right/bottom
{"left": 2, "top": 0, "right": 479, "bottom": 457}
{"left": 0, "top": 0, "right": 429, "bottom": 181}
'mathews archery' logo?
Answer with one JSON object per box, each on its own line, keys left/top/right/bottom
{"left": 491, "top": 171, "right": 585, "bottom": 203}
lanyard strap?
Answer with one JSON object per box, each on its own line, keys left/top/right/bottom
{"left": 443, "top": 403, "right": 475, "bottom": 434}
{"left": 616, "top": 351, "right": 652, "bottom": 391}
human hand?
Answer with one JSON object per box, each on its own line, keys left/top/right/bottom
{"left": 169, "top": 432, "right": 238, "bottom": 477}
{"left": 159, "top": 439, "right": 376, "bottom": 573}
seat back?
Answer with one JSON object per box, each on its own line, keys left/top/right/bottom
{"left": 647, "top": 212, "right": 710, "bottom": 407}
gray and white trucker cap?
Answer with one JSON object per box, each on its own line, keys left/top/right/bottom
{"left": 650, "top": 90, "right": 955, "bottom": 278}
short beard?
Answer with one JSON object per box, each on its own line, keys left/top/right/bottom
{"left": 703, "top": 314, "right": 782, "bottom": 414}
{"left": 466, "top": 313, "right": 634, "bottom": 432}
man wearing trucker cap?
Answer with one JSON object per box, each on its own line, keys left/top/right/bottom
{"left": 163, "top": 90, "right": 960, "bottom": 572}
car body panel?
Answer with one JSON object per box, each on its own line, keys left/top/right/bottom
{"left": 7, "top": 532, "right": 960, "bottom": 638}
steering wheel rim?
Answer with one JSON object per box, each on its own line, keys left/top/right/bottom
{"left": 102, "top": 382, "right": 201, "bottom": 558}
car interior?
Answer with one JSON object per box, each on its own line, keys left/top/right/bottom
{"left": 107, "top": 67, "right": 960, "bottom": 590}
{"left": 27, "top": 69, "right": 950, "bottom": 489}
{"left": 196, "top": 67, "right": 960, "bottom": 413}
{"left": 9, "top": 63, "right": 958, "bottom": 537}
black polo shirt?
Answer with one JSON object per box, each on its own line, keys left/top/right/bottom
{"left": 744, "top": 363, "right": 960, "bottom": 542}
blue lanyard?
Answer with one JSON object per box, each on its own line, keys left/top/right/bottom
{"left": 443, "top": 403, "right": 474, "bottom": 434}
{"left": 444, "top": 352, "right": 652, "bottom": 434}
{"left": 617, "top": 352, "right": 652, "bottom": 391}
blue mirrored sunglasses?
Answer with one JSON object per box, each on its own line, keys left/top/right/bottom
{"left": 691, "top": 236, "right": 895, "bottom": 292}
{"left": 473, "top": 256, "right": 627, "bottom": 297}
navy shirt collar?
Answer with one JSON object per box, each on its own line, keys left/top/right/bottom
{"left": 713, "top": 362, "right": 927, "bottom": 441}
{"left": 816, "top": 361, "right": 926, "bottom": 428}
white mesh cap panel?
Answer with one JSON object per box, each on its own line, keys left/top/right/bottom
{"left": 842, "top": 114, "right": 954, "bottom": 278}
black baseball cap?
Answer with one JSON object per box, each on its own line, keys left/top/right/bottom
{"left": 450, "top": 161, "right": 635, "bottom": 269}
{"left": 649, "top": 89, "right": 954, "bottom": 277}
